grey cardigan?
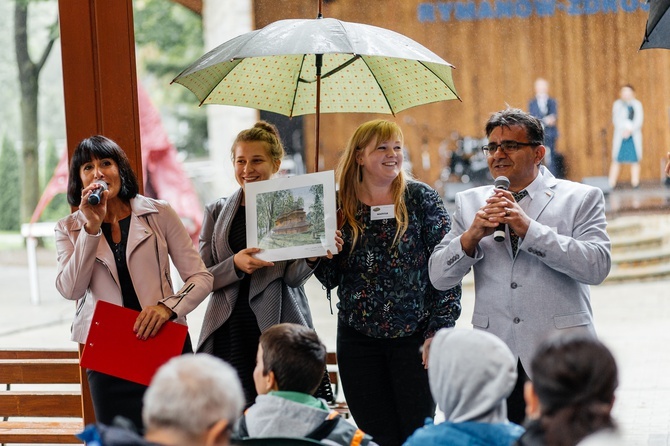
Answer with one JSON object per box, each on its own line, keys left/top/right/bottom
{"left": 196, "top": 188, "right": 315, "bottom": 353}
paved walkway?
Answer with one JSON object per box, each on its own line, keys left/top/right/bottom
{"left": 1, "top": 246, "right": 669, "bottom": 445}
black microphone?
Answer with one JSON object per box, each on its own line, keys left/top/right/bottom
{"left": 87, "top": 180, "right": 108, "bottom": 205}
{"left": 493, "top": 176, "right": 510, "bottom": 242}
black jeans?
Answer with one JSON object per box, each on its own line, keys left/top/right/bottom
{"left": 337, "top": 322, "right": 435, "bottom": 446}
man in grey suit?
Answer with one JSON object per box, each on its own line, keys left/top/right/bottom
{"left": 428, "top": 108, "right": 611, "bottom": 424}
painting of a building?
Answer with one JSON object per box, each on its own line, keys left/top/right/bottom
{"left": 271, "top": 208, "right": 311, "bottom": 235}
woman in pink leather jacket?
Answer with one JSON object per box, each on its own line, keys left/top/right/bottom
{"left": 55, "top": 135, "right": 213, "bottom": 432}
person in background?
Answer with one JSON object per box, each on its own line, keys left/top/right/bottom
{"left": 515, "top": 333, "right": 620, "bottom": 446}
{"left": 528, "top": 78, "right": 560, "bottom": 177}
{"left": 608, "top": 84, "right": 643, "bottom": 189}
{"left": 55, "top": 135, "right": 213, "bottom": 431}
{"left": 403, "top": 328, "right": 524, "bottom": 446}
{"left": 236, "top": 323, "right": 377, "bottom": 445}
{"left": 197, "top": 121, "right": 337, "bottom": 406}
{"left": 429, "top": 108, "right": 611, "bottom": 425}
{"left": 314, "top": 119, "right": 462, "bottom": 446}
{"left": 78, "top": 354, "right": 245, "bottom": 446}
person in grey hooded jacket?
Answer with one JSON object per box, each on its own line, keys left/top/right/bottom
{"left": 236, "top": 323, "right": 377, "bottom": 446}
{"left": 403, "top": 328, "right": 524, "bottom": 446}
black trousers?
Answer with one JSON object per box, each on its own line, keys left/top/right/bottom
{"left": 506, "top": 359, "right": 530, "bottom": 425}
{"left": 86, "top": 368, "right": 147, "bottom": 432}
{"left": 86, "top": 333, "right": 193, "bottom": 433}
{"left": 336, "top": 323, "right": 435, "bottom": 446}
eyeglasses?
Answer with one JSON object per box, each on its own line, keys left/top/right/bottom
{"left": 481, "top": 141, "right": 540, "bottom": 156}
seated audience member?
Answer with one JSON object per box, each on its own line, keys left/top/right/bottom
{"left": 78, "top": 354, "right": 244, "bottom": 446}
{"left": 515, "top": 333, "right": 620, "bottom": 446}
{"left": 404, "top": 328, "right": 524, "bottom": 446}
{"left": 235, "top": 323, "right": 377, "bottom": 446}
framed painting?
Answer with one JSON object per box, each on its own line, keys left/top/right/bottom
{"left": 245, "top": 170, "right": 338, "bottom": 262}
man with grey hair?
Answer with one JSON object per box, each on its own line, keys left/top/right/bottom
{"left": 429, "top": 108, "right": 610, "bottom": 424}
{"left": 143, "top": 354, "right": 244, "bottom": 445}
{"left": 78, "top": 354, "right": 244, "bottom": 446}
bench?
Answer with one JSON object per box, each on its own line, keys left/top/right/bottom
{"left": 326, "top": 352, "right": 350, "bottom": 418}
{"left": 0, "top": 349, "right": 94, "bottom": 444}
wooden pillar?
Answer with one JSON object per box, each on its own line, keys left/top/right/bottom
{"left": 57, "top": 0, "right": 143, "bottom": 189}
{"left": 58, "top": 0, "right": 144, "bottom": 425}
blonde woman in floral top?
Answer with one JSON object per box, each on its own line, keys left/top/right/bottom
{"left": 313, "top": 119, "right": 462, "bottom": 446}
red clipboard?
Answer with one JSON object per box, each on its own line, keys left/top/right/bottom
{"left": 80, "top": 300, "right": 188, "bottom": 386}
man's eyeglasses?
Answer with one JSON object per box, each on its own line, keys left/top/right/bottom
{"left": 481, "top": 141, "right": 541, "bottom": 156}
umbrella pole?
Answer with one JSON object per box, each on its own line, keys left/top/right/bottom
{"left": 314, "top": 0, "right": 323, "bottom": 172}
{"left": 315, "top": 53, "right": 323, "bottom": 172}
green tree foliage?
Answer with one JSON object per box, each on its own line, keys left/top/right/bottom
{"left": 42, "top": 136, "right": 58, "bottom": 185}
{"left": 308, "top": 184, "right": 325, "bottom": 235}
{"left": 40, "top": 138, "right": 70, "bottom": 222}
{"left": 257, "top": 189, "right": 295, "bottom": 239}
{"left": 134, "top": 0, "right": 204, "bottom": 76}
{"left": 134, "top": 0, "right": 208, "bottom": 157}
{"left": 0, "top": 135, "right": 21, "bottom": 231}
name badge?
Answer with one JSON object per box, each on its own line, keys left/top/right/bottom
{"left": 370, "top": 204, "right": 395, "bottom": 221}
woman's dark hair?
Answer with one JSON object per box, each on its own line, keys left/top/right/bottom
{"left": 259, "top": 323, "right": 326, "bottom": 395}
{"left": 66, "top": 135, "right": 139, "bottom": 206}
{"left": 531, "top": 332, "right": 618, "bottom": 446}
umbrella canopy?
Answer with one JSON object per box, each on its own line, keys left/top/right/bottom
{"left": 172, "top": 17, "right": 459, "bottom": 170}
{"left": 641, "top": 0, "right": 670, "bottom": 49}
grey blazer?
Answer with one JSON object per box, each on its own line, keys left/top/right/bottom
{"left": 429, "top": 167, "right": 611, "bottom": 373}
{"left": 196, "top": 188, "right": 315, "bottom": 354}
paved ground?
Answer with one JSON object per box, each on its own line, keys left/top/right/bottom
{"left": 1, "top": 244, "right": 669, "bottom": 445}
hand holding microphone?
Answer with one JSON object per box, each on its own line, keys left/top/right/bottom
{"left": 87, "top": 180, "right": 108, "bottom": 205}
{"left": 493, "top": 176, "right": 510, "bottom": 242}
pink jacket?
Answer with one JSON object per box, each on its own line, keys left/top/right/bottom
{"left": 55, "top": 195, "right": 213, "bottom": 344}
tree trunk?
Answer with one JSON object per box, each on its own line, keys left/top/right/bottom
{"left": 14, "top": 1, "right": 56, "bottom": 223}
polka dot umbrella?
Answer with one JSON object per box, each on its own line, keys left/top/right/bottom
{"left": 172, "top": 16, "right": 460, "bottom": 171}
{"left": 640, "top": 0, "right": 670, "bottom": 49}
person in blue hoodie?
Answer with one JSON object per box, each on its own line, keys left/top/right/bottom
{"left": 404, "top": 328, "right": 524, "bottom": 446}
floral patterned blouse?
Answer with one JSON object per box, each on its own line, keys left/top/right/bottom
{"left": 315, "top": 181, "right": 462, "bottom": 339}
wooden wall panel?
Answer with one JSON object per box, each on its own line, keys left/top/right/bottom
{"left": 255, "top": 0, "right": 670, "bottom": 186}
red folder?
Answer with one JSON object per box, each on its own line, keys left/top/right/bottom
{"left": 80, "top": 300, "right": 188, "bottom": 386}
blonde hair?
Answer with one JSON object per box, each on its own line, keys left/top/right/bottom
{"left": 230, "top": 120, "right": 284, "bottom": 163}
{"left": 336, "top": 119, "right": 409, "bottom": 250}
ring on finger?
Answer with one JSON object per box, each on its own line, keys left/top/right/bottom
{"left": 505, "top": 209, "right": 510, "bottom": 216}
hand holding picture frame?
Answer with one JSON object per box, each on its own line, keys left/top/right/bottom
{"left": 245, "top": 170, "right": 338, "bottom": 262}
